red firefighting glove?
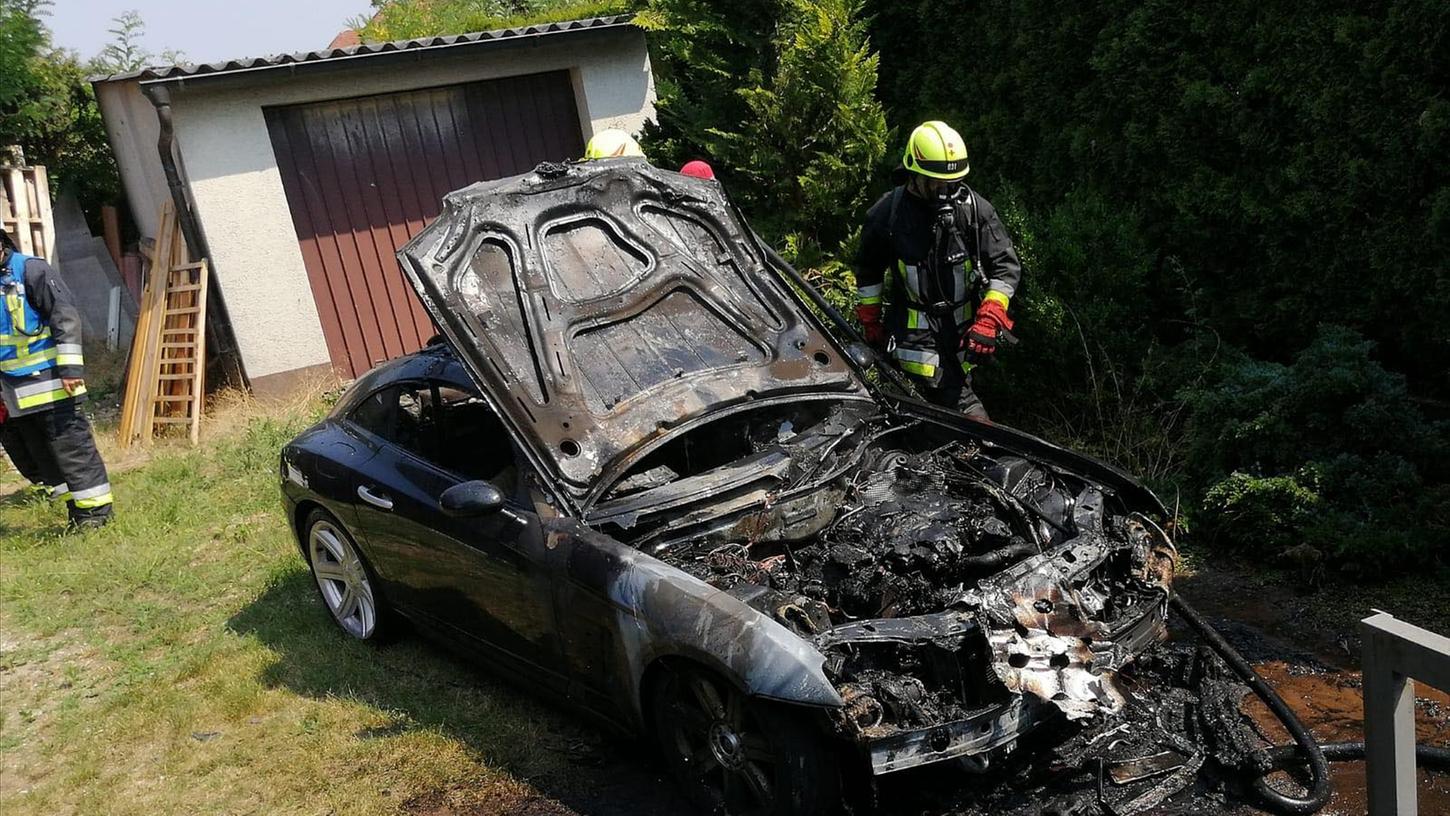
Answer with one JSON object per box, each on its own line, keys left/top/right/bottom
{"left": 856, "top": 303, "right": 887, "bottom": 348}
{"left": 963, "top": 299, "right": 1015, "bottom": 356}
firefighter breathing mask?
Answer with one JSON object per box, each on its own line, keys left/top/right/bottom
{"left": 934, "top": 196, "right": 969, "bottom": 268}
{"left": 911, "top": 174, "right": 963, "bottom": 204}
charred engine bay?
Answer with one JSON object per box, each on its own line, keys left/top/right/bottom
{"left": 875, "top": 643, "right": 1285, "bottom": 816}
{"left": 606, "top": 403, "right": 1177, "bottom": 741}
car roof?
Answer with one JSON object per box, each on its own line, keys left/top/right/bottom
{"left": 344, "top": 342, "right": 479, "bottom": 402}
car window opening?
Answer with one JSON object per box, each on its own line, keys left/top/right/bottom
{"left": 350, "top": 382, "right": 518, "bottom": 491}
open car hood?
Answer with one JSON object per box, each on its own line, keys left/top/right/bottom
{"left": 397, "top": 160, "right": 867, "bottom": 503}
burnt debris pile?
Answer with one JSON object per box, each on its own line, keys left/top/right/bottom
{"left": 663, "top": 434, "right": 1180, "bottom": 738}
{"left": 879, "top": 644, "right": 1279, "bottom": 816}
{"left": 823, "top": 445, "right": 1041, "bottom": 618}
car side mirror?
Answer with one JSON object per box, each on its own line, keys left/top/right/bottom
{"left": 439, "top": 480, "right": 506, "bottom": 518}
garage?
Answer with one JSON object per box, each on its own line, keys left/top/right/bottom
{"left": 266, "top": 72, "right": 586, "bottom": 379}
{"left": 92, "top": 15, "right": 655, "bottom": 395}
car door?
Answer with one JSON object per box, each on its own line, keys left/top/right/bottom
{"left": 345, "top": 380, "right": 566, "bottom": 691}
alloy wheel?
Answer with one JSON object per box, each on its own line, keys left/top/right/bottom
{"left": 662, "top": 670, "right": 781, "bottom": 815}
{"left": 308, "top": 519, "right": 377, "bottom": 639}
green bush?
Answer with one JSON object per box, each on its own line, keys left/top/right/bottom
{"left": 973, "top": 188, "right": 1153, "bottom": 407}
{"left": 1199, "top": 471, "right": 1323, "bottom": 555}
{"left": 1182, "top": 326, "right": 1448, "bottom": 575}
{"left": 635, "top": 0, "right": 785, "bottom": 173}
{"left": 865, "top": 0, "right": 1450, "bottom": 397}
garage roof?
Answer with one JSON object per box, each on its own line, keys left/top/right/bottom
{"left": 91, "top": 14, "right": 635, "bottom": 85}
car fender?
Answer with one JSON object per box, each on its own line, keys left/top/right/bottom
{"left": 556, "top": 522, "right": 843, "bottom": 723}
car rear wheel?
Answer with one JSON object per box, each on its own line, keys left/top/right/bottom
{"left": 651, "top": 664, "right": 840, "bottom": 816}
{"left": 304, "top": 509, "right": 391, "bottom": 642}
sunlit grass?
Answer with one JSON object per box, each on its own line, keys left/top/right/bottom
{"left": 0, "top": 396, "right": 634, "bottom": 816}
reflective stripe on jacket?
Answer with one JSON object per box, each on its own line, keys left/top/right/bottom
{"left": 9, "top": 372, "right": 84, "bottom": 411}
{"left": 885, "top": 259, "right": 974, "bottom": 382}
{"left": 0, "top": 252, "right": 60, "bottom": 376}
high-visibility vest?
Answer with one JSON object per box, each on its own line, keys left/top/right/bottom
{"left": 883, "top": 259, "right": 976, "bottom": 383}
{"left": 0, "top": 252, "right": 61, "bottom": 377}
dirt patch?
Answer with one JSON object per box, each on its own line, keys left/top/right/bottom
{"left": 1304, "top": 760, "right": 1450, "bottom": 816}
{"left": 1246, "top": 661, "right": 1450, "bottom": 746}
{"left": 1174, "top": 560, "right": 1450, "bottom": 670}
{"left": 1238, "top": 661, "right": 1450, "bottom": 816}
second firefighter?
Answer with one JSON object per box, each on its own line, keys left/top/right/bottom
{"left": 854, "top": 121, "right": 1022, "bottom": 419}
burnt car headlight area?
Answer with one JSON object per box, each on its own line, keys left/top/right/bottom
{"left": 598, "top": 405, "right": 1177, "bottom": 775}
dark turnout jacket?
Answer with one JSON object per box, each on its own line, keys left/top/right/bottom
{"left": 1, "top": 250, "right": 88, "bottom": 416}
{"left": 852, "top": 184, "right": 1022, "bottom": 384}
{"left": 854, "top": 184, "right": 1023, "bottom": 311}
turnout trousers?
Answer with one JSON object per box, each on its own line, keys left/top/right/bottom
{"left": 1, "top": 415, "right": 63, "bottom": 493}
{"left": 5, "top": 399, "right": 112, "bottom": 523}
{"left": 897, "top": 319, "right": 989, "bottom": 420}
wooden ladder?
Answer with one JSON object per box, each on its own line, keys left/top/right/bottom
{"left": 118, "top": 201, "right": 210, "bottom": 447}
{"left": 149, "top": 259, "right": 209, "bottom": 443}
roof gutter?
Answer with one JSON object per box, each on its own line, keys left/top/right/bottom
{"left": 140, "top": 83, "right": 249, "bottom": 389}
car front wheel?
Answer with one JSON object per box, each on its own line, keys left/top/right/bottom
{"left": 651, "top": 664, "right": 840, "bottom": 816}
{"left": 304, "top": 509, "right": 390, "bottom": 642}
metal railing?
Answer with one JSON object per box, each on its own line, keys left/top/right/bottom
{"left": 1361, "top": 611, "right": 1450, "bottom": 815}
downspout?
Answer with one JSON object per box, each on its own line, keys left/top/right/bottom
{"left": 142, "top": 85, "right": 207, "bottom": 260}
{"left": 140, "top": 83, "right": 249, "bottom": 389}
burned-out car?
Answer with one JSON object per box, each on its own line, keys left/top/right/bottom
{"left": 279, "top": 161, "right": 1178, "bottom": 815}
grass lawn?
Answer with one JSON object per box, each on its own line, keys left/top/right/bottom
{"left": 0, "top": 395, "right": 677, "bottom": 816}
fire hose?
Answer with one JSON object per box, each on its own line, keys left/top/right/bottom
{"left": 1171, "top": 594, "right": 1450, "bottom": 814}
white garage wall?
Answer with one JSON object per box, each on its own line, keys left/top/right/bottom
{"left": 104, "top": 27, "right": 655, "bottom": 390}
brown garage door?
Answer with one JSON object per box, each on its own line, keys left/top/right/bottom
{"left": 266, "top": 70, "right": 585, "bottom": 379}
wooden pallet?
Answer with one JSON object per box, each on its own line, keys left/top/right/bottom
{"left": 0, "top": 156, "right": 56, "bottom": 261}
{"left": 117, "top": 201, "right": 209, "bottom": 447}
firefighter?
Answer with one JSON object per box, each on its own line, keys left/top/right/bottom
{"left": 583, "top": 128, "right": 645, "bottom": 160}
{"left": 0, "top": 227, "right": 114, "bottom": 528}
{"left": 854, "top": 121, "right": 1022, "bottom": 419}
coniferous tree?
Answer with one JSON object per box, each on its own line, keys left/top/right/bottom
{"left": 640, "top": 0, "right": 887, "bottom": 256}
